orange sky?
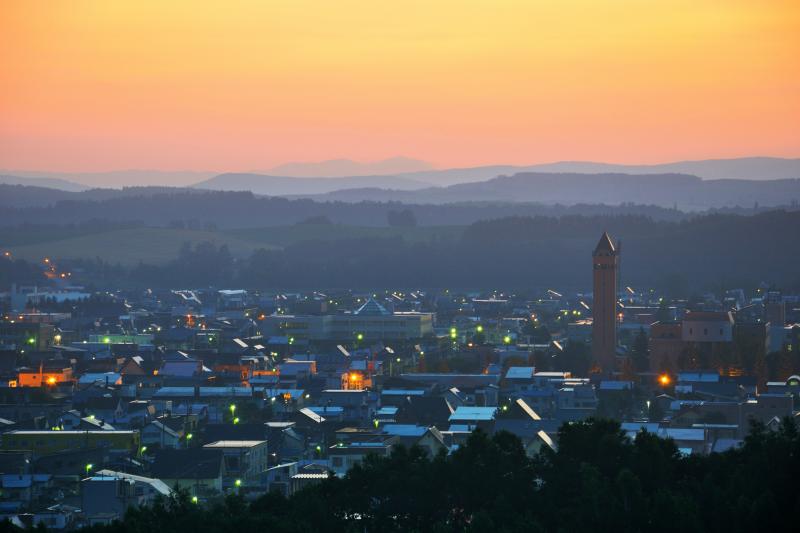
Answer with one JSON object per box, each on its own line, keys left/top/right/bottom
{"left": 1, "top": 0, "right": 799, "bottom": 172}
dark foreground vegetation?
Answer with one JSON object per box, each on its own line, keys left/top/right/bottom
{"left": 6, "top": 418, "right": 793, "bottom": 533}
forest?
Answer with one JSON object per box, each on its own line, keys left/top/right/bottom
{"left": 2, "top": 210, "right": 799, "bottom": 292}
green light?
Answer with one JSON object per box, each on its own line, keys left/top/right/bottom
{"left": 356, "top": 333, "right": 364, "bottom": 341}
{"left": 233, "top": 417, "right": 240, "bottom": 424}
{"left": 140, "top": 446, "right": 147, "bottom": 454}
{"left": 186, "top": 433, "right": 193, "bottom": 440}
{"left": 229, "top": 404, "right": 236, "bottom": 413}
{"left": 450, "top": 327, "right": 457, "bottom": 339}
{"left": 103, "top": 337, "right": 111, "bottom": 344}
{"left": 27, "top": 337, "right": 36, "bottom": 345}
{"left": 234, "top": 479, "right": 242, "bottom": 487}
{"left": 476, "top": 325, "right": 483, "bottom": 333}
{"left": 85, "top": 463, "right": 93, "bottom": 473}
{"left": 191, "top": 496, "right": 199, "bottom": 504}
{"left": 288, "top": 337, "right": 295, "bottom": 344}
{"left": 503, "top": 335, "right": 512, "bottom": 344}
{"left": 315, "top": 445, "right": 322, "bottom": 452}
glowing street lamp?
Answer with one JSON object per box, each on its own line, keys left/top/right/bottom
{"left": 356, "top": 333, "right": 364, "bottom": 341}
{"left": 234, "top": 479, "right": 242, "bottom": 488}
{"left": 85, "top": 463, "right": 93, "bottom": 475}
{"left": 476, "top": 325, "right": 483, "bottom": 333}
{"left": 191, "top": 496, "right": 199, "bottom": 504}
{"left": 658, "top": 374, "right": 671, "bottom": 386}
{"left": 503, "top": 335, "right": 512, "bottom": 344}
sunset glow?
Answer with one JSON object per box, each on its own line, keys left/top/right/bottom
{"left": 1, "top": 0, "right": 798, "bottom": 171}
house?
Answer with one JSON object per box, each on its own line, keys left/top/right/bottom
{"left": 502, "top": 366, "right": 537, "bottom": 394}
{"left": 290, "top": 463, "right": 329, "bottom": 494}
{"left": 1, "top": 430, "right": 139, "bottom": 455}
{"left": 82, "top": 470, "right": 171, "bottom": 525}
{"left": 0, "top": 474, "right": 52, "bottom": 503}
{"left": 328, "top": 438, "right": 395, "bottom": 477}
{"left": 24, "top": 504, "right": 80, "bottom": 530}
{"left": 203, "top": 440, "right": 269, "bottom": 489}
{"left": 394, "top": 396, "right": 454, "bottom": 428}
{"left": 17, "top": 366, "right": 73, "bottom": 388}
{"left": 78, "top": 373, "right": 122, "bottom": 387}
{"left": 141, "top": 420, "right": 182, "bottom": 449}
{"left": 158, "top": 353, "right": 207, "bottom": 379}
{"left": 123, "top": 401, "right": 156, "bottom": 428}
{"left": 119, "top": 357, "right": 146, "bottom": 377}
{"left": 81, "top": 395, "right": 125, "bottom": 422}
{"left": 265, "top": 462, "right": 298, "bottom": 496}
{"left": 448, "top": 406, "right": 497, "bottom": 430}
{"left": 381, "top": 424, "right": 447, "bottom": 457}
{"left": 151, "top": 448, "right": 225, "bottom": 497}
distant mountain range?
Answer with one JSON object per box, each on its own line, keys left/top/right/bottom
{"left": 0, "top": 169, "right": 217, "bottom": 189}
{"left": 0, "top": 174, "right": 90, "bottom": 192}
{"left": 306, "top": 172, "right": 800, "bottom": 210}
{"left": 193, "top": 173, "right": 432, "bottom": 196}
{"left": 263, "top": 156, "right": 434, "bottom": 177}
{"left": 2, "top": 157, "right": 798, "bottom": 199}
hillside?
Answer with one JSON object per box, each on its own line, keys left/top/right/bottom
{"left": 193, "top": 173, "right": 430, "bottom": 195}
{"left": 4, "top": 227, "right": 271, "bottom": 266}
{"left": 2, "top": 225, "right": 459, "bottom": 266}
{"left": 312, "top": 173, "right": 800, "bottom": 209}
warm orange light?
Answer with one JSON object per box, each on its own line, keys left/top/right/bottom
{"left": 349, "top": 373, "right": 359, "bottom": 382}
{"left": 659, "top": 374, "right": 671, "bottom": 386}
{"left": 46, "top": 376, "right": 57, "bottom": 385}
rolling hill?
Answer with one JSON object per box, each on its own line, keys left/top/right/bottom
{"left": 310, "top": 172, "right": 800, "bottom": 209}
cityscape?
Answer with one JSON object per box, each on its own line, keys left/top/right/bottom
{"left": 1, "top": 1, "right": 799, "bottom": 532}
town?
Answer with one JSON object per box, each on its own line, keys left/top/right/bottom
{"left": 0, "top": 232, "right": 797, "bottom": 528}
{"left": 3, "top": 1, "right": 799, "bottom": 530}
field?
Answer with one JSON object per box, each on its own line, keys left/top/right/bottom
{"left": 1, "top": 224, "right": 464, "bottom": 266}
{"left": 226, "top": 224, "right": 463, "bottom": 247}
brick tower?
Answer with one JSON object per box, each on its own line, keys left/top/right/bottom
{"left": 592, "top": 231, "right": 619, "bottom": 373}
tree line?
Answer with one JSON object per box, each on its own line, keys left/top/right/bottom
{"left": 3, "top": 211, "right": 800, "bottom": 292}
{"left": 24, "top": 417, "right": 796, "bottom": 533}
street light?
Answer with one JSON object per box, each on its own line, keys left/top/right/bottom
{"left": 191, "top": 496, "right": 199, "bottom": 504}
{"left": 85, "top": 463, "right": 93, "bottom": 475}
{"left": 476, "top": 325, "right": 483, "bottom": 333}
{"left": 234, "top": 479, "right": 242, "bottom": 488}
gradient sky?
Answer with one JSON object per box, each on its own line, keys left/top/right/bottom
{"left": 1, "top": 0, "right": 799, "bottom": 172}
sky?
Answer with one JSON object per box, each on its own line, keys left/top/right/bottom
{"left": 1, "top": 0, "right": 799, "bottom": 174}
